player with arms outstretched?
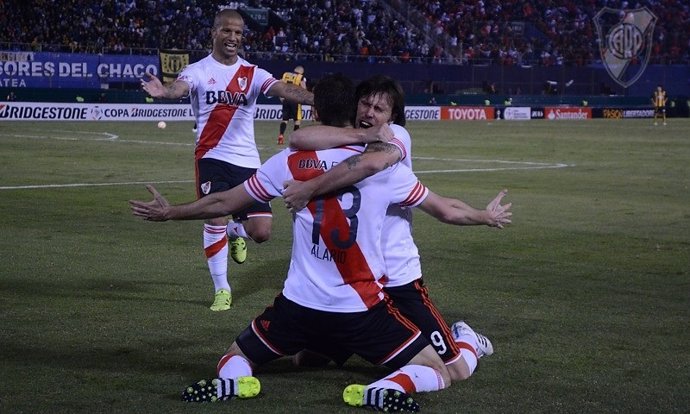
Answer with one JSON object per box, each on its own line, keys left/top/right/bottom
{"left": 141, "top": 9, "right": 313, "bottom": 311}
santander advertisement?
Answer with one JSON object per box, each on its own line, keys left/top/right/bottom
{"left": 544, "top": 107, "right": 592, "bottom": 120}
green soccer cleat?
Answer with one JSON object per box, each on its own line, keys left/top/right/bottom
{"left": 210, "top": 289, "right": 232, "bottom": 311}
{"left": 343, "top": 384, "right": 420, "bottom": 412}
{"left": 230, "top": 237, "right": 247, "bottom": 264}
{"left": 181, "top": 376, "right": 260, "bottom": 402}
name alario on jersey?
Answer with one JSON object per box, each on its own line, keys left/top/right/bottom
{"left": 206, "top": 90, "right": 248, "bottom": 106}
{"left": 311, "top": 245, "right": 346, "bottom": 264}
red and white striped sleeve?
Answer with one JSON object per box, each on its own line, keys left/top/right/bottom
{"left": 388, "top": 163, "right": 429, "bottom": 208}
{"left": 399, "top": 181, "right": 429, "bottom": 208}
{"left": 242, "top": 149, "right": 291, "bottom": 202}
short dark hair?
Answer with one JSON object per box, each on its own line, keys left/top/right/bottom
{"left": 214, "top": 9, "right": 244, "bottom": 29}
{"left": 313, "top": 74, "right": 356, "bottom": 127}
{"left": 356, "top": 75, "right": 406, "bottom": 126}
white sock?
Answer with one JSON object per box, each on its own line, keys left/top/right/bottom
{"left": 203, "top": 224, "right": 230, "bottom": 291}
{"left": 368, "top": 365, "right": 444, "bottom": 394}
{"left": 456, "top": 334, "right": 479, "bottom": 375}
{"left": 217, "top": 353, "right": 253, "bottom": 378}
{"left": 458, "top": 346, "right": 478, "bottom": 375}
{"left": 227, "top": 221, "right": 249, "bottom": 239}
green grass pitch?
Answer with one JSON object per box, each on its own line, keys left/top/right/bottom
{"left": 1, "top": 119, "right": 689, "bottom": 413}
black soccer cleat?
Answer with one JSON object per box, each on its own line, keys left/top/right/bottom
{"left": 343, "top": 384, "right": 420, "bottom": 412}
{"left": 181, "top": 377, "right": 260, "bottom": 402}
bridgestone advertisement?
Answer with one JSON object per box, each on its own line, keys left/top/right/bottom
{"left": 0, "top": 102, "right": 314, "bottom": 121}
{"left": 0, "top": 102, "right": 659, "bottom": 121}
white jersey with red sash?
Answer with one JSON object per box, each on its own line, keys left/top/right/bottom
{"left": 177, "top": 55, "right": 279, "bottom": 168}
{"left": 243, "top": 145, "right": 429, "bottom": 312}
{"left": 380, "top": 123, "right": 423, "bottom": 287}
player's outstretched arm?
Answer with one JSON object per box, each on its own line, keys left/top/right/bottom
{"left": 282, "top": 141, "right": 402, "bottom": 211}
{"left": 289, "top": 123, "right": 394, "bottom": 150}
{"left": 268, "top": 81, "right": 314, "bottom": 105}
{"left": 129, "top": 184, "right": 256, "bottom": 221}
{"left": 417, "top": 189, "right": 512, "bottom": 228}
{"left": 140, "top": 71, "right": 189, "bottom": 100}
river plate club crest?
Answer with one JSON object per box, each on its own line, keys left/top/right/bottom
{"left": 594, "top": 7, "right": 657, "bottom": 88}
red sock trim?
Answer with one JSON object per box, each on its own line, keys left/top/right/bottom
{"left": 387, "top": 373, "right": 417, "bottom": 393}
{"left": 217, "top": 353, "right": 236, "bottom": 376}
{"left": 457, "top": 341, "right": 478, "bottom": 359}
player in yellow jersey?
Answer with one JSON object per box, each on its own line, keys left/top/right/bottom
{"left": 277, "top": 66, "right": 307, "bottom": 144}
{"left": 651, "top": 85, "right": 667, "bottom": 126}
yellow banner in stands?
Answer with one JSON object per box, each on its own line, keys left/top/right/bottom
{"left": 159, "top": 50, "right": 189, "bottom": 83}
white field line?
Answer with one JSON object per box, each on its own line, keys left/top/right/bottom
{"left": 0, "top": 180, "right": 192, "bottom": 190}
{"left": 1, "top": 131, "right": 193, "bottom": 146}
{"left": 412, "top": 156, "right": 570, "bottom": 174}
{"left": 0, "top": 131, "right": 571, "bottom": 190}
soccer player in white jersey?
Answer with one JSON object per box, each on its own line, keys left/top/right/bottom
{"left": 285, "top": 75, "right": 511, "bottom": 383}
{"left": 141, "top": 9, "right": 313, "bottom": 311}
{"left": 130, "top": 74, "right": 510, "bottom": 411}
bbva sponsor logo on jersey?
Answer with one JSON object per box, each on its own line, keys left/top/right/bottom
{"left": 297, "top": 158, "right": 337, "bottom": 170}
{"left": 441, "top": 106, "right": 495, "bottom": 120}
{"left": 206, "top": 90, "right": 248, "bottom": 106}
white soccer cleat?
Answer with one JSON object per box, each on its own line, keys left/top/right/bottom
{"left": 452, "top": 321, "right": 494, "bottom": 358}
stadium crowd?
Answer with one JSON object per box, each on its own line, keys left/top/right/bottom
{"left": 408, "top": 0, "right": 689, "bottom": 65}
{"left": 1, "top": 0, "right": 688, "bottom": 65}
